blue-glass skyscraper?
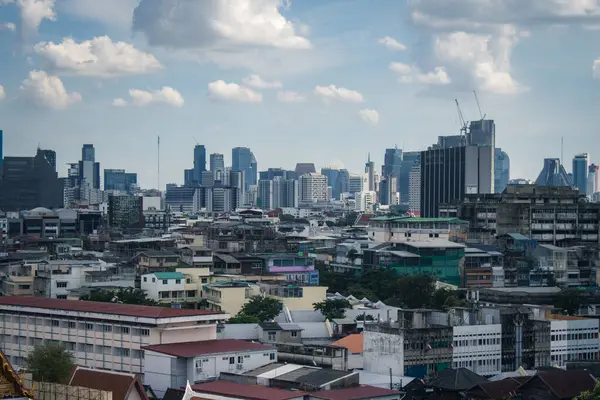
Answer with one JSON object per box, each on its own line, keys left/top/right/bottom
{"left": 494, "top": 148, "right": 510, "bottom": 193}
{"left": 193, "top": 145, "right": 206, "bottom": 184}
{"left": 572, "top": 153, "right": 589, "bottom": 194}
{"left": 232, "top": 147, "right": 257, "bottom": 190}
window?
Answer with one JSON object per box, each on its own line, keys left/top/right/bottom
{"left": 186, "top": 279, "right": 191, "bottom": 284}
{"left": 51, "top": 320, "right": 59, "bottom": 327}
{"left": 85, "top": 323, "right": 94, "bottom": 330}
{"left": 56, "top": 295, "right": 67, "bottom": 299}
{"left": 68, "top": 322, "right": 76, "bottom": 329}
{"left": 143, "top": 277, "right": 147, "bottom": 282}
{"left": 270, "top": 353, "right": 276, "bottom": 361}
{"left": 237, "top": 356, "right": 243, "bottom": 364}
{"left": 268, "top": 332, "right": 276, "bottom": 341}
{"left": 229, "top": 357, "right": 235, "bottom": 365}
{"left": 152, "top": 278, "right": 156, "bottom": 283}
{"left": 56, "top": 282, "right": 68, "bottom": 288}
{"left": 175, "top": 279, "right": 181, "bottom": 284}
{"left": 162, "top": 280, "right": 168, "bottom": 285}
{"left": 120, "top": 327, "right": 130, "bottom": 334}
{"left": 291, "top": 331, "right": 298, "bottom": 337}
{"left": 103, "top": 325, "right": 112, "bottom": 332}
{"left": 201, "top": 278, "right": 208, "bottom": 283}
{"left": 140, "top": 329, "right": 150, "bottom": 336}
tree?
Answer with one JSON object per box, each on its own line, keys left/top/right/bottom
{"left": 431, "top": 287, "right": 463, "bottom": 310}
{"left": 26, "top": 342, "right": 75, "bottom": 384}
{"left": 279, "top": 214, "right": 295, "bottom": 223}
{"left": 227, "top": 313, "right": 261, "bottom": 324}
{"left": 81, "top": 287, "right": 158, "bottom": 306}
{"left": 239, "top": 296, "right": 283, "bottom": 322}
{"left": 554, "top": 289, "right": 583, "bottom": 316}
{"left": 313, "top": 299, "right": 351, "bottom": 320}
{"left": 389, "top": 275, "right": 436, "bottom": 309}
{"left": 575, "top": 381, "right": 600, "bottom": 400}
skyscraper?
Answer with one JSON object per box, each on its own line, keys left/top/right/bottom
{"left": 398, "top": 151, "right": 420, "bottom": 203}
{"left": 104, "top": 169, "right": 138, "bottom": 192}
{"left": 193, "top": 145, "right": 206, "bottom": 184}
{"left": 494, "top": 148, "right": 510, "bottom": 193}
{"left": 0, "top": 130, "right": 4, "bottom": 172}
{"left": 184, "top": 169, "right": 194, "bottom": 186}
{"left": 232, "top": 147, "right": 257, "bottom": 190}
{"left": 468, "top": 119, "right": 495, "bottom": 147}
{"left": 588, "top": 164, "right": 599, "bottom": 196}
{"left": 535, "top": 158, "right": 571, "bottom": 187}
{"left": 78, "top": 144, "right": 100, "bottom": 189}
{"left": 420, "top": 145, "right": 494, "bottom": 217}
{"left": 299, "top": 173, "right": 328, "bottom": 203}
{"left": 258, "top": 179, "right": 273, "bottom": 210}
{"left": 572, "top": 153, "right": 589, "bottom": 194}
{"left": 365, "top": 153, "right": 375, "bottom": 192}
{"left": 383, "top": 148, "right": 402, "bottom": 178}
{"left": 210, "top": 153, "right": 224, "bottom": 172}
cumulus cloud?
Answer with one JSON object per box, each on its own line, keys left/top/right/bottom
{"left": 0, "top": 84, "right": 5, "bottom": 100}
{"left": 114, "top": 87, "right": 184, "bottom": 108}
{"left": 378, "top": 36, "right": 407, "bottom": 51}
{"left": 1, "top": 22, "right": 16, "bottom": 31}
{"left": 277, "top": 90, "right": 306, "bottom": 103}
{"left": 133, "top": 0, "right": 310, "bottom": 50}
{"left": 34, "top": 36, "right": 163, "bottom": 78}
{"left": 314, "top": 85, "right": 364, "bottom": 104}
{"left": 242, "top": 74, "right": 282, "bottom": 89}
{"left": 16, "top": 0, "right": 55, "bottom": 35}
{"left": 207, "top": 80, "right": 262, "bottom": 103}
{"left": 19, "top": 70, "right": 81, "bottom": 110}
{"left": 358, "top": 109, "right": 379, "bottom": 126}
{"left": 390, "top": 62, "right": 451, "bottom": 85}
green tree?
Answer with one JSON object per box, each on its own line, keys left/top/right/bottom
{"left": 239, "top": 296, "right": 283, "bottom": 322}
{"left": 81, "top": 287, "right": 158, "bottom": 306}
{"left": 554, "top": 289, "right": 582, "bottom": 316}
{"left": 575, "top": 381, "right": 600, "bottom": 400}
{"left": 389, "top": 275, "right": 436, "bottom": 309}
{"left": 346, "top": 284, "right": 378, "bottom": 302}
{"left": 26, "top": 342, "right": 75, "bottom": 384}
{"left": 313, "top": 298, "right": 352, "bottom": 320}
{"left": 227, "top": 313, "right": 261, "bottom": 324}
{"left": 431, "top": 287, "right": 463, "bottom": 310}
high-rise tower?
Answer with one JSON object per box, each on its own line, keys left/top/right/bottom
{"left": 573, "top": 153, "right": 589, "bottom": 194}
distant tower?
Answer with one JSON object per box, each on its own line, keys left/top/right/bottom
{"left": 365, "top": 153, "right": 375, "bottom": 192}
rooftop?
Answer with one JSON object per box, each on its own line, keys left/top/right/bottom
{"left": 69, "top": 367, "right": 148, "bottom": 400}
{"left": 370, "top": 216, "right": 468, "bottom": 224}
{"left": 311, "top": 385, "right": 400, "bottom": 400}
{"left": 191, "top": 381, "right": 306, "bottom": 400}
{"left": 330, "top": 333, "right": 363, "bottom": 354}
{"left": 151, "top": 272, "right": 185, "bottom": 280}
{"left": 402, "top": 240, "right": 466, "bottom": 249}
{"left": 0, "top": 296, "right": 223, "bottom": 319}
{"left": 142, "top": 339, "right": 272, "bottom": 357}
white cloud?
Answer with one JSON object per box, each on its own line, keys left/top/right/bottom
{"left": 378, "top": 36, "right": 407, "bottom": 51}
{"left": 19, "top": 70, "right": 81, "bottom": 110}
{"left": 133, "top": 0, "right": 310, "bottom": 50}
{"left": 358, "top": 109, "right": 379, "bottom": 126}
{"left": 314, "top": 85, "right": 364, "bottom": 103}
{"left": 242, "top": 74, "right": 282, "bottom": 89}
{"left": 277, "top": 90, "right": 306, "bottom": 103}
{"left": 390, "top": 62, "right": 451, "bottom": 85}
{"left": 115, "top": 87, "right": 184, "bottom": 108}
{"left": 58, "top": 0, "right": 138, "bottom": 29}
{"left": 34, "top": 36, "right": 163, "bottom": 78}
{"left": 207, "top": 80, "right": 262, "bottom": 103}
{"left": 112, "top": 98, "right": 127, "bottom": 107}
{"left": 594, "top": 58, "right": 600, "bottom": 79}
{"left": 16, "top": 0, "right": 55, "bottom": 35}
{"left": 0, "top": 84, "right": 5, "bottom": 100}
{"left": 0, "top": 22, "right": 16, "bottom": 31}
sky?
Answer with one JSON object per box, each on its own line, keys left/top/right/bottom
{"left": 1, "top": 0, "right": 600, "bottom": 189}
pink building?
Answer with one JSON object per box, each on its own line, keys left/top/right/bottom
{"left": 0, "top": 296, "right": 228, "bottom": 378}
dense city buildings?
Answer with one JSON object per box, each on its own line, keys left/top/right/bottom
{"left": 104, "top": 169, "right": 138, "bottom": 192}
{"left": 209, "top": 153, "right": 224, "bottom": 172}
{"left": 232, "top": 147, "right": 257, "bottom": 190}
{"left": 108, "top": 195, "right": 144, "bottom": 229}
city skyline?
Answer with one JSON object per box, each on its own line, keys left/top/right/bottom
{"left": 1, "top": 1, "right": 600, "bottom": 188}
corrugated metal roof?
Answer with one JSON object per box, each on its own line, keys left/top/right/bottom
{"left": 152, "top": 272, "right": 185, "bottom": 280}
{"left": 143, "top": 339, "right": 272, "bottom": 357}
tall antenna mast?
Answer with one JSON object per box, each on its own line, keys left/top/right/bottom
{"left": 157, "top": 135, "right": 160, "bottom": 191}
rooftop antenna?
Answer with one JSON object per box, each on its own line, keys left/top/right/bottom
{"left": 157, "top": 135, "right": 160, "bottom": 191}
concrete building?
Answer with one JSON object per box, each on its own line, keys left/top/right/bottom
{"left": 272, "top": 176, "right": 299, "bottom": 209}
{"left": 143, "top": 339, "right": 275, "bottom": 397}
{"left": 452, "top": 324, "right": 502, "bottom": 377}
{"left": 355, "top": 191, "right": 377, "bottom": 212}
{"left": 35, "top": 259, "right": 106, "bottom": 299}
{"left": 348, "top": 174, "right": 364, "bottom": 197}
{"left": 0, "top": 296, "right": 228, "bottom": 374}
{"left": 365, "top": 154, "right": 376, "bottom": 192}
{"left": 141, "top": 272, "right": 200, "bottom": 305}
{"left": 210, "top": 153, "right": 225, "bottom": 172}
{"left": 588, "top": 164, "right": 599, "bottom": 196}
{"left": 232, "top": 147, "right": 257, "bottom": 190}
{"left": 439, "top": 184, "right": 600, "bottom": 246}
{"left": 165, "top": 186, "right": 199, "bottom": 214}
{"left": 299, "top": 173, "right": 328, "bottom": 204}
{"left": 108, "top": 195, "right": 144, "bottom": 229}
{"left": 408, "top": 162, "right": 421, "bottom": 215}
{"left": 104, "top": 169, "right": 137, "bottom": 193}
{"left": 548, "top": 314, "right": 600, "bottom": 367}
{"left": 258, "top": 179, "right": 273, "bottom": 210}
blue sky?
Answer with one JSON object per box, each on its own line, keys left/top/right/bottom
{"left": 1, "top": 0, "right": 600, "bottom": 189}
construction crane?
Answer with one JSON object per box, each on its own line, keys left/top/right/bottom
{"left": 473, "top": 90, "right": 486, "bottom": 121}
{"left": 455, "top": 98, "right": 468, "bottom": 137}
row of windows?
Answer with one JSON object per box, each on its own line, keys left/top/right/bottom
{"left": 551, "top": 332, "right": 599, "bottom": 341}
{"left": 0, "top": 316, "right": 150, "bottom": 336}
{"left": 453, "top": 358, "right": 501, "bottom": 369}
{"left": 0, "top": 337, "right": 144, "bottom": 358}
{"left": 551, "top": 352, "right": 598, "bottom": 362}
{"left": 454, "top": 338, "right": 501, "bottom": 347}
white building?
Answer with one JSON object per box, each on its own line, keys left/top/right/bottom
{"left": 549, "top": 316, "right": 600, "bottom": 367}
{"left": 452, "top": 324, "right": 502, "bottom": 377}
{"left": 141, "top": 271, "right": 199, "bottom": 304}
{"left": 299, "top": 173, "right": 328, "bottom": 204}
{"left": 408, "top": 163, "right": 421, "bottom": 215}
{"left": 0, "top": 296, "right": 228, "bottom": 375}
{"left": 36, "top": 260, "right": 107, "bottom": 299}
{"left": 143, "top": 339, "right": 276, "bottom": 397}
{"left": 355, "top": 191, "right": 377, "bottom": 212}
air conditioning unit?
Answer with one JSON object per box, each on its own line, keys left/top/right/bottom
{"left": 236, "top": 364, "right": 243, "bottom": 370}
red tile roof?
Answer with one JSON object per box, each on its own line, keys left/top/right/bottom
{"left": 0, "top": 296, "right": 222, "bottom": 319}
{"left": 143, "top": 339, "right": 272, "bottom": 357}
{"left": 69, "top": 367, "right": 149, "bottom": 400}
{"left": 311, "top": 385, "right": 401, "bottom": 400}
{"left": 191, "top": 381, "right": 306, "bottom": 400}
{"left": 330, "top": 334, "right": 363, "bottom": 354}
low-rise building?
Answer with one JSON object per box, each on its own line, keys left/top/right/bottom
{"left": 141, "top": 272, "right": 200, "bottom": 305}
{"left": 134, "top": 250, "right": 179, "bottom": 274}
{"left": 203, "top": 281, "right": 260, "bottom": 315}
{"left": 34, "top": 259, "right": 107, "bottom": 299}
{"left": 259, "top": 282, "right": 327, "bottom": 311}
{"left": 143, "top": 339, "right": 276, "bottom": 398}
{"left": 0, "top": 296, "right": 228, "bottom": 375}
{"left": 180, "top": 246, "right": 213, "bottom": 267}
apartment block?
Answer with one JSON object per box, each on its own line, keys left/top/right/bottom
{"left": 0, "top": 297, "right": 228, "bottom": 376}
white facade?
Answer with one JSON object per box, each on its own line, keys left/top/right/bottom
{"left": 38, "top": 260, "right": 107, "bottom": 299}
{"left": 550, "top": 318, "right": 600, "bottom": 367}
{"left": 0, "top": 297, "right": 228, "bottom": 375}
{"left": 144, "top": 346, "right": 277, "bottom": 398}
{"left": 355, "top": 191, "right": 377, "bottom": 212}
{"left": 299, "top": 173, "right": 328, "bottom": 203}
{"left": 452, "top": 324, "right": 502, "bottom": 377}
{"left": 278, "top": 208, "right": 322, "bottom": 219}
{"left": 408, "top": 164, "right": 421, "bottom": 215}
{"left": 141, "top": 272, "right": 188, "bottom": 303}
{"left": 363, "top": 330, "right": 404, "bottom": 376}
